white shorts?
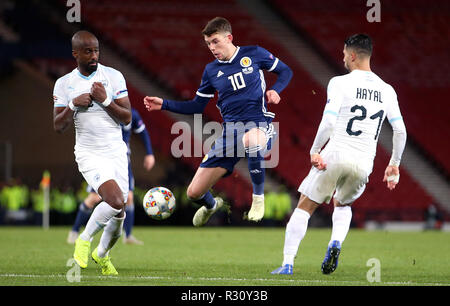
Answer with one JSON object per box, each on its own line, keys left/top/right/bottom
{"left": 298, "top": 151, "right": 369, "bottom": 205}
{"left": 75, "top": 143, "right": 129, "bottom": 202}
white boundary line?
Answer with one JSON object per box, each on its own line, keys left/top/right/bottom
{"left": 0, "top": 274, "right": 448, "bottom": 286}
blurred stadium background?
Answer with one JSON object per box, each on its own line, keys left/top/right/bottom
{"left": 0, "top": 0, "right": 449, "bottom": 230}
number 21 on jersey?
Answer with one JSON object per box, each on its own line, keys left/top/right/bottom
{"left": 346, "top": 105, "right": 384, "bottom": 140}
{"left": 228, "top": 72, "right": 246, "bottom": 91}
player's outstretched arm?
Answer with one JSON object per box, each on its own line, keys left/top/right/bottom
{"left": 144, "top": 95, "right": 210, "bottom": 115}
{"left": 143, "top": 96, "right": 163, "bottom": 112}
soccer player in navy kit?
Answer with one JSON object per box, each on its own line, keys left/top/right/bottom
{"left": 67, "top": 107, "right": 155, "bottom": 245}
{"left": 144, "top": 17, "right": 292, "bottom": 226}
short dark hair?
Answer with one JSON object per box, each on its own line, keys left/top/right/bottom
{"left": 202, "top": 17, "right": 232, "bottom": 36}
{"left": 344, "top": 34, "right": 372, "bottom": 57}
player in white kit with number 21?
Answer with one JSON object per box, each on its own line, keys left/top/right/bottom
{"left": 271, "top": 34, "right": 407, "bottom": 275}
{"left": 53, "top": 31, "right": 132, "bottom": 275}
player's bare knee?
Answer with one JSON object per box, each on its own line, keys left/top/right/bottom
{"left": 243, "top": 128, "right": 266, "bottom": 148}
{"left": 186, "top": 185, "right": 202, "bottom": 200}
{"left": 102, "top": 193, "right": 125, "bottom": 210}
{"left": 297, "top": 195, "right": 320, "bottom": 215}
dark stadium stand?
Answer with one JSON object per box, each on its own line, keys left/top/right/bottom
{"left": 272, "top": 0, "right": 450, "bottom": 175}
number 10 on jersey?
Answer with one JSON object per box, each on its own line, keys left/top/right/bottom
{"left": 228, "top": 72, "right": 246, "bottom": 91}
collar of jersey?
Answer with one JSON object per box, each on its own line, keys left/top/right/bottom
{"left": 76, "top": 66, "right": 99, "bottom": 80}
{"left": 351, "top": 69, "right": 372, "bottom": 74}
{"left": 217, "top": 46, "right": 240, "bottom": 64}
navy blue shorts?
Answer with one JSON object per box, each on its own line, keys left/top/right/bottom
{"left": 200, "top": 122, "right": 277, "bottom": 177}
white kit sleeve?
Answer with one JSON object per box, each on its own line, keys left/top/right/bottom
{"left": 310, "top": 77, "right": 343, "bottom": 154}
{"left": 386, "top": 86, "right": 407, "bottom": 166}
{"left": 53, "top": 76, "right": 68, "bottom": 108}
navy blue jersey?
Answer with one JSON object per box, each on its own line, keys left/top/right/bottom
{"left": 163, "top": 45, "right": 292, "bottom": 124}
{"left": 122, "top": 108, "right": 153, "bottom": 155}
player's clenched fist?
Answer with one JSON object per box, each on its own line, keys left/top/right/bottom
{"left": 90, "top": 82, "right": 107, "bottom": 103}
{"left": 311, "top": 153, "right": 327, "bottom": 170}
{"left": 72, "top": 93, "right": 92, "bottom": 108}
{"left": 266, "top": 89, "right": 281, "bottom": 104}
{"left": 143, "top": 96, "right": 163, "bottom": 112}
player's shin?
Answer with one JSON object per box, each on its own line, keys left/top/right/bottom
{"left": 282, "top": 208, "right": 311, "bottom": 266}
{"left": 246, "top": 152, "right": 266, "bottom": 221}
{"left": 190, "top": 191, "right": 216, "bottom": 210}
{"left": 79, "top": 201, "right": 122, "bottom": 242}
{"left": 97, "top": 214, "right": 125, "bottom": 257}
{"left": 247, "top": 155, "right": 265, "bottom": 196}
{"left": 329, "top": 205, "right": 352, "bottom": 246}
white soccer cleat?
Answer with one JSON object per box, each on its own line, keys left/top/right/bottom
{"left": 248, "top": 194, "right": 265, "bottom": 222}
{"left": 192, "top": 197, "right": 223, "bottom": 227}
{"left": 123, "top": 234, "right": 144, "bottom": 245}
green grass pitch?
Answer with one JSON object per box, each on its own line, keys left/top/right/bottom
{"left": 0, "top": 226, "right": 449, "bottom": 286}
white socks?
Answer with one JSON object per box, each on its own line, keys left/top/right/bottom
{"left": 282, "top": 208, "right": 310, "bottom": 266}
{"left": 281, "top": 205, "right": 352, "bottom": 267}
{"left": 329, "top": 205, "right": 352, "bottom": 246}
{"left": 97, "top": 214, "right": 125, "bottom": 258}
{"left": 79, "top": 201, "right": 122, "bottom": 242}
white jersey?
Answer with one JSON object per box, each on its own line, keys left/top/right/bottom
{"left": 53, "top": 63, "right": 128, "bottom": 150}
{"left": 311, "top": 69, "right": 405, "bottom": 174}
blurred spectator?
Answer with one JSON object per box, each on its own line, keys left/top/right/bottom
{"left": 263, "top": 187, "right": 292, "bottom": 226}
{"left": 51, "top": 185, "right": 77, "bottom": 224}
{"left": 76, "top": 181, "right": 89, "bottom": 203}
{"left": 0, "top": 178, "right": 29, "bottom": 224}
{"left": 424, "top": 204, "right": 443, "bottom": 230}
{"left": 31, "top": 186, "right": 44, "bottom": 225}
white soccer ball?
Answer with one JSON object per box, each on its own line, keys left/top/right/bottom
{"left": 142, "top": 187, "right": 176, "bottom": 220}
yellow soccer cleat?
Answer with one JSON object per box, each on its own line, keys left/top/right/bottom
{"left": 91, "top": 247, "right": 118, "bottom": 276}
{"left": 73, "top": 237, "right": 90, "bottom": 269}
